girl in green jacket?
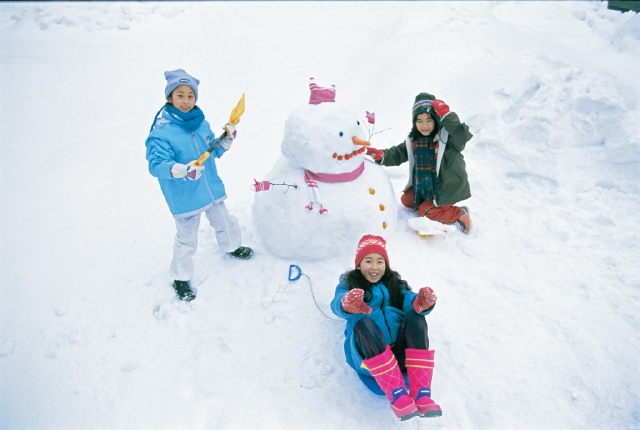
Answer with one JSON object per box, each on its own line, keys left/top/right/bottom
{"left": 366, "top": 93, "right": 473, "bottom": 234}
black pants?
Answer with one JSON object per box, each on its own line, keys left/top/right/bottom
{"left": 353, "top": 311, "right": 429, "bottom": 372}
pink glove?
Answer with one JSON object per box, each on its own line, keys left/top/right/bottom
{"left": 366, "top": 147, "right": 384, "bottom": 161}
{"left": 432, "top": 100, "right": 450, "bottom": 118}
{"left": 250, "top": 179, "right": 271, "bottom": 192}
{"left": 413, "top": 286, "right": 437, "bottom": 313}
{"left": 341, "top": 288, "right": 372, "bottom": 315}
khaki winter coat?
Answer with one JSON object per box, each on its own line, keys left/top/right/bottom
{"left": 380, "top": 111, "right": 473, "bottom": 206}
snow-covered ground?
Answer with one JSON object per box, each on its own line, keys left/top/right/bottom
{"left": 1, "top": 2, "right": 639, "bottom": 429}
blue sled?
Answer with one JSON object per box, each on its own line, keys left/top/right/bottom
{"left": 358, "top": 373, "right": 410, "bottom": 396}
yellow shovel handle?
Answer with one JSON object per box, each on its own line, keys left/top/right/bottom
{"left": 192, "top": 93, "right": 245, "bottom": 168}
{"left": 194, "top": 152, "right": 210, "bottom": 167}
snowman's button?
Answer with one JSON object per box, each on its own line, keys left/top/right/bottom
{"left": 379, "top": 204, "right": 385, "bottom": 211}
{"left": 369, "top": 188, "right": 375, "bottom": 195}
{"left": 382, "top": 222, "right": 387, "bottom": 229}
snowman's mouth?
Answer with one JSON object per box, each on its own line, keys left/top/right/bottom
{"left": 332, "top": 147, "right": 366, "bottom": 161}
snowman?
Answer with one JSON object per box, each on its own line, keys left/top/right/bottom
{"left": 252, "top": 78, "right": 398, "bottom": 260}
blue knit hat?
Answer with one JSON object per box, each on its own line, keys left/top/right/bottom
{"left": 164, "top": 69, "right": 200, "bottom": 102}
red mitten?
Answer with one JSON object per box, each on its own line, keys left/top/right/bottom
{"left": 341, "top": 288, "right": 373, "bottom": 315}
{"left": 413, "top": 286, "right": 437, "bottom": 313}
{"left": 366, "top": 147, "right": 384, "bottom": 161}
{"left": 432, "top": 100, "right": 450, "bottom": 118}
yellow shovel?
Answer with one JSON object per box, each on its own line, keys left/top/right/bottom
{"left": 194, "top": 93, "right": 245, "bottom": 166}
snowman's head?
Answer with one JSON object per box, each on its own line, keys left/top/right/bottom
{"left": 281, "top": 102, "right": 369, "bottom": 174}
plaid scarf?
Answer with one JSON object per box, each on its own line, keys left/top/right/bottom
{"left": 412, "top": 135, "right": 439, "bottom": 209}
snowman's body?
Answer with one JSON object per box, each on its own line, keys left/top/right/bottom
{"left": 253, "top": 94, "right": 398, "bottom": 260}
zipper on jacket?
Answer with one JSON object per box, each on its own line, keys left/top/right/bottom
{"left": 378, "top": 285, "right": 393, "bottom": 336}
{"left": 181, "top": 178, "right": 187, "bottom": 203}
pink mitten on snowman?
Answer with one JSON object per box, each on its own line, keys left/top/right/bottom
{"left": 250, "top": 179, "right": 271, "bottom": 192}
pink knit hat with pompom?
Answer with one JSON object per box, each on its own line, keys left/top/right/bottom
{"left": 354, "top": 234, "right": 389, "bottom": 268}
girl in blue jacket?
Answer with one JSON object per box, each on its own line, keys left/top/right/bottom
{"left": 330, "top": 234, "right": 442, "bottom": 421}
{"left": 145, "top": 69, "right": 252, "bottom": 302}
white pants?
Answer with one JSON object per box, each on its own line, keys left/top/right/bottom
{"left": 170, "top": 202, "right": 241, "bottom": 281}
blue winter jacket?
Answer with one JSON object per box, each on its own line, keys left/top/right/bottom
{"left": 145, "top": 108, "right": 228, "bottom": 218}
{"left": 330, "top": 279, "right": 434, "bottom": 376}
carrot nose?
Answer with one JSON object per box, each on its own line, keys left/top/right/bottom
{"left": 352, "top": 136, "right": 371, "bottom": 147}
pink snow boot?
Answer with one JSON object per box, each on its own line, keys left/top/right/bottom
{"left": 405, "top": 348, "right": 442, "bottom": 417}
{"left": 361, "top": 346, "right": 419, "bottom": 421}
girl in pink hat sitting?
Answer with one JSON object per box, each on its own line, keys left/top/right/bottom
{"left": 330, "top": 234, "right": 442, "bottom": 421}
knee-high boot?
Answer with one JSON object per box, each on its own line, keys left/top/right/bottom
{"left": 361, "top": 345, "right": 419, "bottom": 421}
{"left": 405, "top": 348, "right": 442, "bottom": 417}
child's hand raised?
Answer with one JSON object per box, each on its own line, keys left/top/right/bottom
{"left": 220, "top": 123, "right": 237, "bottom": 151}
{"left": 432, "top": 100, "right": 450, "bottom": 118}
{"left": 413, "top": 286, "right": 437, "bottom": 313}
{"left": 223, "top": 122, "right": 237, "bottom": 140}
{"left": 341, "top": 288, "right": 373, "bottom": 315}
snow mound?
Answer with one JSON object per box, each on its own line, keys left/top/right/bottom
{"left": 408, "top": 217, "right": 457, "bottom": 236}
{"left": 613, "top": 12, "right": 640, "bottom": 50}
{"left": 1, "top": 3, "right": 187, "bottom": 32}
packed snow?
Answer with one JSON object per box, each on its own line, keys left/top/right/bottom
{"left": 1, "top": 2, "right": 639, "bottom": 429}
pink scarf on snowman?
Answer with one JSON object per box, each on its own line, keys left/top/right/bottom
{"left": 304, "top": 162, "right": 365, "bottom": 214}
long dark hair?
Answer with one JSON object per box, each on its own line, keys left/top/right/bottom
{"left": 341, "top": 267, "right": 411, "bottom": 310}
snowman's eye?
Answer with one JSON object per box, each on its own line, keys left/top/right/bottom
{"left": 339, "top": 131, "right": 344, "bottom": 137}
{"left": 357, "top": 121, "right": 360, "bottom": 125}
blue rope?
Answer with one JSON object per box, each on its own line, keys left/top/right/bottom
{"left": 148, "top": 104, "right": 167, "bottom": 133}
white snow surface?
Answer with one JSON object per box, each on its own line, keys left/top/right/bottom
{"left": 1, "top": 2, "right": 639, "bottom": 429}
